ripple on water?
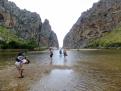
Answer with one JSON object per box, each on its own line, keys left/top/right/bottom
{"left": 29, "top": 68, "right": 102, "bottom": 91}
{"left": 29, "top": 69, "right": 81, "bottom": 91}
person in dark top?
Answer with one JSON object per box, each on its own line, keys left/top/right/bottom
{"left": 63, "top": 49, "right": 68, "bottom": 57}
{"left": 49, "top": 48, "right": 53, "bottom": 58}
{"left": 49, "top": 48, "right": 53, "bottom": 64}
{"left": 59, "top": 49, "right": 62, "bottom": 55}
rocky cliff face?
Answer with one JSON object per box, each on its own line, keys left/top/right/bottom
{"left": 39, "top": 19, "right": 59, "bottom": 47}
{"left": 0, "top": 0, "right": 59, "bottom": 48}
{"left": 63, "top": 0, "right": 121, "bottom": 48}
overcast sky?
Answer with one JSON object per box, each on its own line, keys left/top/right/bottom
{"left": 8, "top": 0, "right": 99, "bottom": 47}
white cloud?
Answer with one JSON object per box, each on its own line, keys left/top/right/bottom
{"left": 8, "top": 0, "right": 99, "bottom": 47}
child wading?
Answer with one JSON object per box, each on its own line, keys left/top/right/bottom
{"left": 15, "top": 52, "right": 30, "bottom": 78}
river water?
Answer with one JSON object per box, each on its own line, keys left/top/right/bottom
{"left": 0, "top": 49, "right": 121, "bottom": 91}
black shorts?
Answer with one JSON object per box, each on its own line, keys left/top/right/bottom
{"left": 64, "top": 53, "right": 67, "bottom": 56}
{"left": 50, "top": 54, "right": 53, "bottom": 57}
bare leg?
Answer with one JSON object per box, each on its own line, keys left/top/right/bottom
{"left": 20, "top": 69, "right": 24, "bottom": 78}
{"left": 17, "top": 64, "right": 24, "bottom": 78}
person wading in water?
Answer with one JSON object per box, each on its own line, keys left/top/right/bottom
{"left": 49, "top": 48, "right": 53, "bottom": 64}
{"left": 15, "top": 52, "right": 30, "bottom": 78}
{"left": 59, "top": 48, "right": 62, "bottom": 55}
{"left": 63, "top": 49, "right": 68, "bottom": 57}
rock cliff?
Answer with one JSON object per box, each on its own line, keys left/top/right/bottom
{"left": 39, "top": 19, "right": 59, "bottom": 47}
{"left": 0, "top": 0, "right": 59, "bottom": 48}
{"left": 63, "top": 0, "right": 121, "bottom": 48}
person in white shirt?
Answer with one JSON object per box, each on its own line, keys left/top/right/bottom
{"left": 15, "top": 52, "right": 30, "bottom": 78}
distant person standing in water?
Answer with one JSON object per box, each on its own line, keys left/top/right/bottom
{"left": 63, "top": 49, "right": 68, "bottom": 57}
{"left": 49, "top": 48, "right": 53, "bottom": 58}
{"left": 59, "top": 49, "right": 62, "bottom": 55}
{"left": 49, "top": 48, "right": 53, "bottom": 64}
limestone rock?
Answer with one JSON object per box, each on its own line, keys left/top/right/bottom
{"left": 63, "top": 0, "right": 121, "bottom": 48}
{"left": 39, "top": 19, "right": 59, "bottom": 47}
{"left": 0, "top": 0, "right": 59, "bottom": 48}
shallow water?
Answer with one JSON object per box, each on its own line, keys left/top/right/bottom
{"left": 0, "top": 51, "right": 17, "bottom": 69}
{"left": 1, "top": 49, "right": 121, "bottom": 91}
{"left": 28, "top": 49, "right": 121, "bottom": 91}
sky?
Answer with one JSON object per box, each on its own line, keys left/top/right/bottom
{"left": 8, "top": 0, "right": 99, "bottom": 47}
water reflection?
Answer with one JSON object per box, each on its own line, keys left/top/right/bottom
{"left": 30, "top": 69, "right": 73, "bottom": 91}
{"left": 50, "top": 57, "right": 53, "bottom": 64}
{"left": 64, "top": 57, "right": 67, "bottom": 65}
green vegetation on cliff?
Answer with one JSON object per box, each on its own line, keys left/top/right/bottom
{"left": 88, "top": 27, "right": 121, "bottom": 48}
{"left": 0, "top": 26, "right": 37, "bottom": 49}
